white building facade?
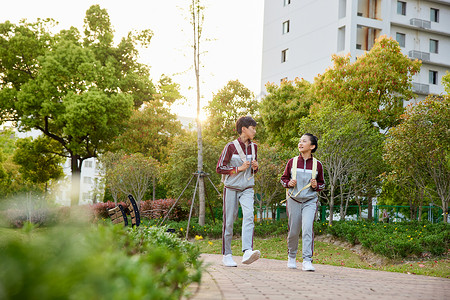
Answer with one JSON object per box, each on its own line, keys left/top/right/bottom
{"left": 261, "top": 0, "right": 450, "bottom": 101}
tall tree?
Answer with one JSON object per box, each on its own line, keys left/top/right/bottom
{"left": 260, "top": 78, "right": 312, "bottom": 148}
{"left": 111, "top": 75, "right": 184, "bottom": 162}
{"left": 254, "top": 144, "right": 291, "bottom": 220}
{"left": 109, "top": 75, "right": 183, "bottom": 200}
{"left": 190, "top": 0, "right": 207, "bottom": 225}
{"left": 13, "top": 136, "right": 64, "bottom": 192}
{"left": 163, "top": 131, "right": 223, "bottom": 216}
{"left": 299, "top": 103, "right": 384, "bottom": 224}
{"left": 383, "top": 96, "right": 450, "bottom": 223}
{"left": 103, "top": 152, "right": 159, "bottom": 207}
{"left": 204, "top": 80, "right": 258, "bottom": 142}
{"left": 0, "top": 130, "right": 27, "bottom": 198}
{"left": 0, "top": 6, "right": 156, "bottom": 205}
{"left": 313, "top": 36, "right": 421, "bottom": 130}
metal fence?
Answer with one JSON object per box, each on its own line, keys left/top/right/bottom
{"left": 318, "top": 204, "right": 447, "bottom": 223}
{"left": 236, "top": 204, "right": 448, "bottom": 223}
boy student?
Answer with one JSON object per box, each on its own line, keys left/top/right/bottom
{"left": 280, "top": 133, "right": 325, "bottom": 271}
{"left": 216, "top": 116, "right": 261, "bottom": 267}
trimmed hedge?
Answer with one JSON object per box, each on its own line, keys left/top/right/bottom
{"left": 315, "top": 221, "right": 450, "bottom": 258}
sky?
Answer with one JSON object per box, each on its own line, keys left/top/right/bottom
{"left": 0, "top": 0, "right": 265, "bottom": 118}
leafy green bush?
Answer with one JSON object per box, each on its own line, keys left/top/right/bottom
{"left": 0, "top": 223, "right": 202, "bottom": 300}
{"left": 318, "top": 221, "right": 450, "bottom": 258}
{"left": 149, "top": 217, "right": 449, "bottom": 259}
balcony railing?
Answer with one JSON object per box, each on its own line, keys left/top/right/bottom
{"left": 410, "top": 18, "right": 431, "bottom": 29}
{"left": 412, "top": 82, "right": 429, "bottom": 95}
{"left": 408, "top": 50, "right": 430, "bottom": 61}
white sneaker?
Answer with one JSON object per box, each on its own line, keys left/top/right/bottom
{"left": 222, "top": 254, "right": 237, "bottom": 267}
{"left": 242, "top": 249, "right": 261, "bottom": 264}
{"left": 287, "top": 257, "right": 297, "bottom": 269}
{"left": 302, "top": 260, "right": 315, "bottom": 271}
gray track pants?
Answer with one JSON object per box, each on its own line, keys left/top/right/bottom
{"left": 222, "top": 187, "right": 255, "bottom": 255}
{"left": 287, "top": 197, "right": 318, "bottom": 262}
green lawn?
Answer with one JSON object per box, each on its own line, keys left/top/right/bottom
{"left": 193, "top": 236, "right": 450, "bottom": 278}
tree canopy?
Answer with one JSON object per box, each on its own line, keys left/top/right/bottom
{"left": 204, "top": 80, "right": 258, "bottom": 142}
{"left": 313, "top": 36, "right": 421, "bottom": 130}
{"left": 0, "top": 5, "right": 157, "bottom": 205}
{"left": 383, "top": 96, "right": 450, "bottom": 222}
{"left": 13, "top": 136, "right": 64, "bottom": 188}
{"left": 299, "top": 103, "right": 385, "bottom": 224}
{"left": 260, "top": 78, "right": 312, "bottom": 148}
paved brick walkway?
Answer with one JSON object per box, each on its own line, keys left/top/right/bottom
{"left": 187, "top": 254, "right": 449, "bottom": 300}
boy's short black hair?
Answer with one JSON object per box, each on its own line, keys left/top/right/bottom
{"left": 236, "top": 116, "right": 257, "bottom": 134}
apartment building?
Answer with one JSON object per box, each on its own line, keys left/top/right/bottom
{"left": 261, "top": 0, "right": 450, "bottom": 102}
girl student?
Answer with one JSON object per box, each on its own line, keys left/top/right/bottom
{"left": 280, "top": 133, "right": 325, "bottom": 271}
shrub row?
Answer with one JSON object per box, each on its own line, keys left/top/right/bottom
{"left": 315, "top": 221, "right": 450, "bottom": 258}
{"left": 0, "top": 223, "right": 202, "bottom": 300}
{"left": 144, "top": 217, "right": 449, "bottom": 259}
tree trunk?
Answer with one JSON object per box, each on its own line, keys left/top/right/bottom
{"left": 70, "top": 154, "right": 82, "bottom": 206}
{"left": 356, "top": 193, "right": 362, "bottom": 221}
{"left": 339, "top": 184, "right": 344, "bottom": 221}
{"left": 192, "top": 0, "right": 206, "bottom": 226}
{"left": 442, "top": 200, "right": 448, "bottom": 223}
{"left": 409, "top": 196, "right": 414, "bottom": 220}
{"left": 197, "top": 116, "right": 205, "bottom": 226}
{"left": 329, "top": 184, "right": 335, "bottom": 225}
{"left": 344, "top": 196, "right": 349, "bottom": 219}
{"left": 367, "top": 195, "right": 373, "bottom": 220}
{"left": 259, "top": 200, "right": 263, "bottom": 222}
{"left": 418, "top": 188, "right": 424, "bottom": 221}
{"left": 152, "top": 175, "right": 156, "bottom": 201}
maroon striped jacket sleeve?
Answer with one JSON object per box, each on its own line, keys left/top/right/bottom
{"left": 216, "top": 142, "right": 238, "bottom": 175}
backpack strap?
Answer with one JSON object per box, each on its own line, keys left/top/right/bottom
{"left": 287, "top": 157, "right": 317, "bottom": 198}
{"left": 222, "top": 140, "right": 254, "bottom": 183}
{"left": 232, "top": 139, "right": 255, "bottom": 181}
{"left": 232, "top": 140, "right": 247, "bottom": 162}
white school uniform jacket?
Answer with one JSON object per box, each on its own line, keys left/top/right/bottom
{"left": 216, "top": 137, "right": 258, "bottom": 191}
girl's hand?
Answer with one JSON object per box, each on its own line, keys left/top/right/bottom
{"left": 288, "top": 179, "right": 297, "bottom": 187}
{"left": 311, "top": 179, "right": 317, "bottom": 189}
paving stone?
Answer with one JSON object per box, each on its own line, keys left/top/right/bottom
{"left": 187, "top": 254, "right": 450, "bottom": 300}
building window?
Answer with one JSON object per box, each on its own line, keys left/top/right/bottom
{"left": 397, "top": 1, "right": 406, "bottom": 16}
{"left": 83, "top": 192, "right": 90, "bottom": 201}
{"left": 339, "top": 0, "right": 346, "bottom": 19}
{"left": 429, "top": 70, "right": 438, "bottom": 85}
{"left": 396, "top": 32, "right": 405, "bottom": 47}
{"left": 281, "top": 48, "right": 289, "bottom": 63}
{"left": 430, "top": 8, "right": 439, "bottom": 23}
{"left": 85, "top": 161, "right": 93, "bottom": 168}
{"left": 430, "top": 39, "right": 439, "bottom": 54}
{"left": 282, "top": 20, "right": 290, "bottom": 34}
{"left": 83, "top": 176, "right": 92, "bottom": 184}
{"left": 337, "top": 26, "right": 345, "bottom": 51}
{"left": 283, "top": 0, "right": 291, "bottom": 6}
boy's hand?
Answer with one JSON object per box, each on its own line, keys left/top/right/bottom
{"left": 238, "top": 161, "right": 250, "bottom": 172}
{"left": 311, "top": 179, "right": 317, "bottom": 189}
{"left": 288, "top": 179, "right": 297, "bottom": 187}
{"left": 251, "top": 160, "right": 258, "bottom": 170}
